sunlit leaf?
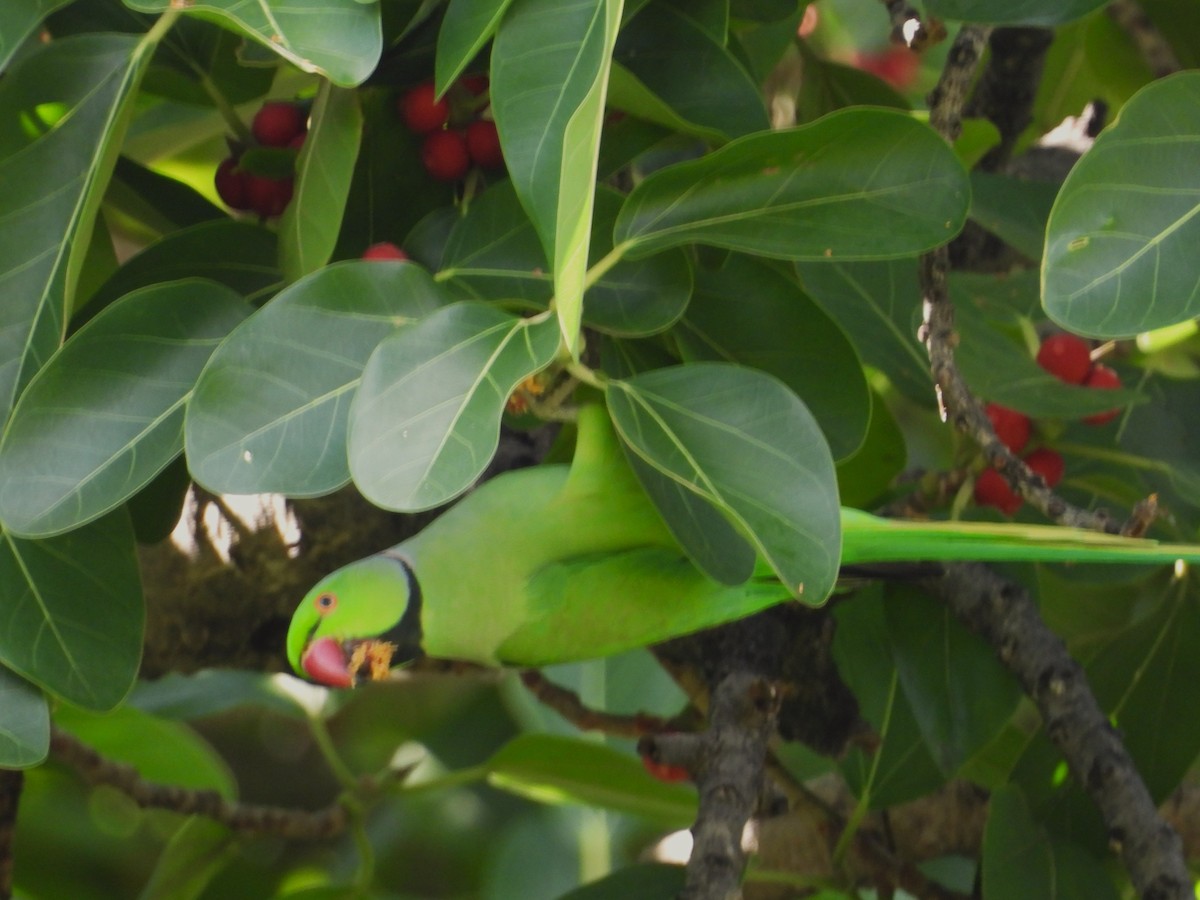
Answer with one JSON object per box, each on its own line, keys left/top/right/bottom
{"left": 1044, "top": 71, "right": 1200, "bottom": 337}
{"left": 279, "top": 82, "right": 362, "bottom": 282}
{"left": 186, "top": 261, "right": 449, "bottom": 496}
{"left": 491, "top": 0, "right": 622, "bottom": 354}
{"left": 0, "top": 280, "right": 249, "bottom": 538}
{"left": 349, "top": 303, "right": 560, "bottom": 511}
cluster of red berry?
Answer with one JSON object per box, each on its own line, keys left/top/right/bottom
{"left": 398, "top": 77, "right": 503, "bottom": 182}
{"left": 214, "top": 101, "right": 307, "bottom": 218}
{"left": 974, "top": 332, "right": 1122, "bottom": 516}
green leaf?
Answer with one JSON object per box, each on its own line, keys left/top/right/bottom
{"left": 1043, "top": 71, "right": 1200, "bottom": 337}
{"left": 970, "top": 172, "right": 1057, "bottom": 261}
{"left": 797, "top": 259, "right": 933, "bottom": 407}
{"left": 924, "top": 0, "right": 1109, "bottom": 25}
{"left": 0, "top": 667, "right": 49, "bottom": 768}
{"left": 614, "top": 108, "right": 969, "bottom": 261}
{"left": 441, "top": 181, "right": 690, "bottom": 337}
{"left": 834, "top": 586, "right": 945, "bottom": 809}
{"left": 138, "top": 818, "right": 237, "bottom": 900}
{"left": 795, "top": 42, "right": 909, "bottom": 124}
{"left": 556, "top": 864, "right": 685, "bottom": 900}
{"left": 491, "top": 0, "right": 622, "bottom": 354}
{"left": 125, "top": 0, "right": 382, "bottom": 86}
{"left": 1119, "top": 375, "right": 1200, "bottom": 507}
{"left": 0, "top": 512, "right": 142, "bottom": 711}
{"left": 186, "top": 260, "right": 449, "bottom": 496}
{"left": 607, "top": 363, "right": 841, "bottom": 601}
{"left": 349, "top": 303, "right": 561, "bottom": 511}
{"left": 486, "top": 734, "right": 696, "bottom": 826}
{"left": 435, "top": 0, "right": 514, "bottom": 94}
{"left": 982, "top": 785, "right": 1119, "bottom": 900}
{"left": 0, "top": 280, "right": 250, "bottom": 538}
{"left": 1085, "top": 581, "right": 1200, "bottom": 802}
{"left": 0, "top": 33, "right": 150, "bottom": 427}
{"left": 611, "top": 2, "right": 768, "bottom": 141}
{"left": 675, "top": 254, "right": 869, "bottom": 460}
{"left": 885, "top": 584, "right": 1022, "bottom": 776}
{"left": 0, "top": 0, "right": 75, "bottom": 72}
{"left": 279, "top": 83, "right": 362, "bottom": 282}
{"left": 107, "top": 156, "right": 225, "bottom": 238}
{"left": 56, "top": 704, "right": 236, "bottom": 795}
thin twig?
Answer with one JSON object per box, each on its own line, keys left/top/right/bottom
{"left": 926, "top": 564, "right": 1191, "bottom": 899}
{"left": 49, "top": 728, "right": 349, "bottom": 840}
{"left": 919, "top": 25, "right": 1124, "bottom": 533}
{"left": 518, "top": 670, "right": 678, "bottom": 737}
{"left": 1108, "top": 0, "right": 1181, "bottom": 78}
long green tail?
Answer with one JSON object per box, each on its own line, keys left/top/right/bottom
{"left": 840, "top": 508, "right": 1200, "bottom": 566}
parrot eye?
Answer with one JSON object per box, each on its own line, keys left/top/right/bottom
{"left": 315, "top": 593, "right": 337, "bottom": 614}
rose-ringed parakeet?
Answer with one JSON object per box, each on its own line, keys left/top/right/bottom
{"left": 288, "top": 405, "right": 1200, "bottom": 688}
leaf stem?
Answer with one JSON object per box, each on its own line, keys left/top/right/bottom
{"left": 565, "top": 361, "right": 606, "bottom": 390}
{"left": 306, "top": 713, "right": 359, "bottom": 791}
{"left": 1053, "top": 441, "right": 1172, "bottom": 474}
{"left": 582, "top": 241, "right": 632, "bottom": 293}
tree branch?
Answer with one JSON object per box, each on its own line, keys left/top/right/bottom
{"left": 517, "top": 669, "right": 683, "bottom": 738}
{"left": 925, "top": 564, "right": 1191, "bottom": 899}
{"left": 49, "top": 728, "right": 350, "bottom": 840}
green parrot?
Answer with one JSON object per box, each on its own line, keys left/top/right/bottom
{"left": 288, "top": 405, "right": 1200, "bottom": 687}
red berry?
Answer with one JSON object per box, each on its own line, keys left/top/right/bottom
{"left": 362, "top": 242, "right": 408, "bottom": 261}
{"left": 466, "top": 120, "right": 504, "bottom": 170}
{"left": 974, "top": 468, "right": 1021, "bottom": 516}
{"left": 288, "top": 131, "right": 307, "bottom": 151}
{"left": 399, "top": 82, "right": 449, "bottom": 134}
{"left": 641, "top": 755, "right": 690, "bottom": 783}
{"left": 1036, "top": 333, "right": 1092, "bottom": 384}
{"left": 984, "top": 403, "right": 1031, "bottom": 454}
{"left": 214, "top": 157, "right": 251, "bottom": 211}
{"left": 245, "top": 175, "right": 294, "bottom": 218}
{"left": 1082, "top": 364, "right": 1122, "bottom": 425}
{"left": 1023, "top": 448, "right": 1064, "bottom": 488}
{"left": 252, "top": 102, "right": 306, "bottom": 148}
{"left": 422, "top": 129, "right": 470, "bottom": 182}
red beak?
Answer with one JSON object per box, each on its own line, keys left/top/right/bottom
{"left": 301, "top": 637, "right": 354, "bottom": 688}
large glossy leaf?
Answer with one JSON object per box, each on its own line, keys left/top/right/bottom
{"left": 0, "top": 280, "right": 248, "bottom": 538}
{"left": 0, "top": 667, "right": 49, "bottom": 768}
{"left": 279, "top": 83, "right": 362, "bottom": 282}
{"left": 186, "top": 261, "right": 449, "bottom": 496}
{"left": 434, "top": 0, "right": 514, "bottom": 93}
{"left": 924, "top": 0, "right": 1109, "bottom": 25}
{"left": 349, "top": 303, "right": 560, "bottom": 511}
{"left": 675, "top": 255, "right": 869, "bottom": 461}
{"left": 491, "top": 0, "right": 622, "bottom": 354}
{"left": 124, "top": 0, "right": 382, "bottom": 86}
{"left": 613, "top": 108, "right": 969, "bottom": 261}
{"left": 0, "top": 512, "right": 142, "bottom": 711}
{"left": 138, "top": 817, "right": 237, "bottom": 900}
{"left": 1044, "top": 72, "right": 1200, "bottom": 337}
{"left": 486, "top": 734, "right": 696, "bottom": 826}
{"left": 441, "top": 181, "right": 690, "bottom": 337}
{"left": 0, "top": 33, "right": 150, "bottom": 427}
{"left": 607, "top": 363, "right": 841, "bottom": 602}
{"left": 557, "top": 864, "right": 685, "bottom": 900}
{"left": 885, "top": 584, "right": 1022, "bottom": 776}
{"left": 0, "top": 0, "right": 74, "bottom": 73}
{"left": 610, "top": 2, "right": 767, "bottom": 141}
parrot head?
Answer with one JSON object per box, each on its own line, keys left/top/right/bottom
{"left": 286, "top": 552, "right": 423, "bottom": 688}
